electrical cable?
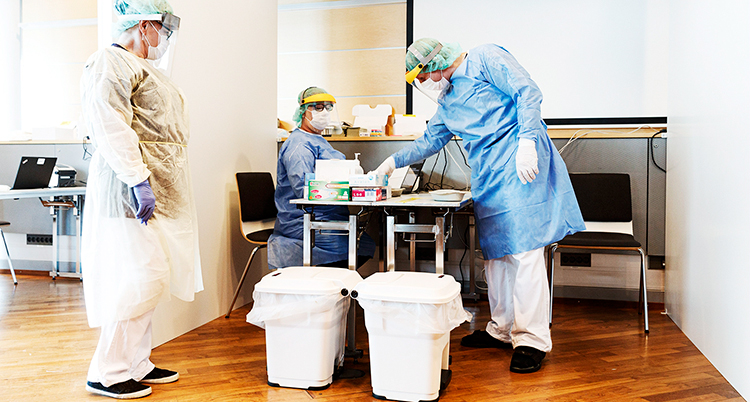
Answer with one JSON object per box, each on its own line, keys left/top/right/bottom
{"left": 453, "top": 137, "right": 471, "bottom": 169}
{"left": 558, "top": 125, "right": 658, "bottom": 156}
{"left": 440, "top": 148, "right": 449, "bottom": 189}
{"left": 82, "top": 136, "right": 92, "bottom": 160}
{"left": 457, "top": 224, "right": 469, "bottom": 284}
{"left": 423, "top": 147, "right": 443, "bottom": 191}
{"left": 445, "top": 141, "right": 470, "bottom": 190}
{"left": 650, "top": 130, "right": 667, "bottom": 173}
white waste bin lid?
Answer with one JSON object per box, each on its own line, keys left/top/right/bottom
{"left": 255, "top": 266, "right": 363, "bottom": 296}
{"left": 353, "top": 271, "right": 461, "bottom": 304}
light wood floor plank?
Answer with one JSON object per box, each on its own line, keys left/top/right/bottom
{"left": 0, "top": 274, "right": 743, "bottom": 401}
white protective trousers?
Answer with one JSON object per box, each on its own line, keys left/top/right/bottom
{"left": 87, "top": 309, "right": 156, "bottom": 387}
{"left": 485, "top": 247, "right": 552, "bottom": 352}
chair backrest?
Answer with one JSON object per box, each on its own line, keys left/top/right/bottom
{"left": 236, "top": 172, "right": 277, "bottom": 234}
{"left": 569, "top": 173, "right": 632, "bottom": 224}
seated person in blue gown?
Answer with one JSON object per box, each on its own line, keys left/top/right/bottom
{"left": 267, "top": 87, "right": 376, "bottom": 269}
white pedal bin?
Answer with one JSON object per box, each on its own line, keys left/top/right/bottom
{"left": 353, "top": 272, "right": 472, "bottom": 402}
{"left": 246, "top": 267, "right": 362, "bottom": 390}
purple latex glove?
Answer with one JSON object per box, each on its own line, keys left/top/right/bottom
{"left": 132, "top": 180, "right": 155, "bottom": 225}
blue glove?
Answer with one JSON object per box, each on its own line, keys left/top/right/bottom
{"left": 132, "top": 180, "right": 156, "bottom": 225}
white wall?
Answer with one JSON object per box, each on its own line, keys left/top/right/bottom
{"left": 146, "top": 0, "right": 278, "bottom": 346}
{"left": 413, "top": 0, "right": 669, "bottom": 120}
{"left": 0, "top": 0, "right": 21, "bottom": 136}
{"left": 666, "top": 1, "right": 750, "bottom": 398}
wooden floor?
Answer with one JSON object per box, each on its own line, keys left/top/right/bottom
{"left": 0, "top": 273, "right": 743, "bottom": 402}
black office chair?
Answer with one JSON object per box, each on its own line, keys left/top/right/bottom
{"left": 547, "top": 173, "right": 649, "bottom": 333}
{"left": 225, "top": 172, "right": 277, "bottom": 318}
{"left": 1, "top": 221, "right": 17, "bottom": 285}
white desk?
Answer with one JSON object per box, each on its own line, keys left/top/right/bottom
{"left": 0, "top": 187, "right": 86, "bottom": 279}
{"left": 291, "top": 192, "right": 474, "bottom": 274}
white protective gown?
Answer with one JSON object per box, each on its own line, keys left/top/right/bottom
{"left": 80, "top": 46, "right": 203, "bottom": 328}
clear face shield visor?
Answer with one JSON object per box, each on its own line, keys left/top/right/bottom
{"left": 119, "top": 13, "right": 181, "bottom": 76}
{"left": 405, "top": 42, "right": 443, "bottom": 104}
{"left": 301, "top": 93, "right": 342, "bottom": 134}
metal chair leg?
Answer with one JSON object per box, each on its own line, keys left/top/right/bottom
{"left": 1, "top": 229, "right": 17, "bottom": 285}
{"left": 638, "top": 248, "right": 649, "bottom": 333}
{"left": 548, "top": 244, "right": 558, "bottom": 326}
{"left": 225, "top": 244, "right": 265, "bottom": 318}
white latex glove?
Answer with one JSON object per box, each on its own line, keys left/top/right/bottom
{"left": 516, "top": 138, "right": 539, "bottom": 184}
{"left": 375, "top": 156, "right": 396, "bottom": 177}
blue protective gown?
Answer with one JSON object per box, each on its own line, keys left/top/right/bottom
{"left": 393, "top": 44, "right": 585, "bottom": 260}
{"left": 268, "top": 128, "right": 375, "bottom": 269}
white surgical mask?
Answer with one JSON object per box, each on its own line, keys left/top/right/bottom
{"left": 144, "top": 22, "right": 169, "bottom": 60}
{"left": 309, "top": 109, "right": 331, "bottom": 131}
{"left": 421, "top": 76, "right": 450, "bottom": 92}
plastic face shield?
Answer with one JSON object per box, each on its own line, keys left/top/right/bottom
{"left": 119, "top": 13, "right": 181, "bottom": 76}
{"left": 301, "top": 93, "right": 341, "bottom": 133}
{"left": 405, "top": 42, "right": 443, "bottom": 84}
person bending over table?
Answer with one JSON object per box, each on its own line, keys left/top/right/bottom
{"left": 374, "top": 38, "right": 585, "bottom": 374}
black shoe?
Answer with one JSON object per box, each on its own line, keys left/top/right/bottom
{"left": 86, "top": 379, "right": 151, "bottom": 399}
{"left": 510, "top": 346, "right": 546, "bottom": 373}
{"left": 141, "top": 367, "right": 179, "bottom": 384}
{"left": 460, "top": 330, "right": 512, "bottom": 349}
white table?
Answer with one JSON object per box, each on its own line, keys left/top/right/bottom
{"left": 0, "top": 187, "right": 86, "bottom": 279}
{"left": 291, "top": 192, "right": 473, "bottom": 274}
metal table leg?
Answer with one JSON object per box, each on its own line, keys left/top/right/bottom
{"left": 75, "top": 195, "right": 82, "bottom": 279}
{"left": 435, "top": 216, "right": 445, "bottom": 275}
{"left": 345, "top": 214, "right": 360, "bottom": 358}
{"left": 409, "top": 212, "right": 416, "bottom": 271}
{"left": 386, "top": 215, "right": 396, "bottom": 272}
{"left": 302, "top": 212, "right": 313, "bottom": 266}
{"left": 468, "top": 214, "right": 478, "bottom": 300}
{"left": 51, "top": 205, "right": 58, "bottom": 279}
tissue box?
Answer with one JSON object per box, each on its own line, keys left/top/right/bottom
{"left": 352, "top": 187, "right": 385, "bottom": 202}
{"left": 315, "top": 159, "right": 363, "bottom": 182}
{"left": 349, "top": 174, "right": 388, "bottom": 187}
{"left": 308, "top": 181, "right": 350, "bottom": 201}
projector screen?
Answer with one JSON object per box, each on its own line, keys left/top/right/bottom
{"left": 412, "top": 0, "right": 668, "bottom": 124}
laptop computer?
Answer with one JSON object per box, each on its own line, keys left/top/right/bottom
{"left": 11, "top": 156, "right": 58, "bottom": 190}
{"left": 389, "top": 161, "right": 424, "bottom": 195}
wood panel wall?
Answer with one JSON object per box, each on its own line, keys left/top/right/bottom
{"left": 278, "top": 0, "right": 406, "bottom": 126}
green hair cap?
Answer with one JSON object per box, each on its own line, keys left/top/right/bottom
{"left": 405, "top": 38, "right": 462, "bottom": 74}
{"left": 113, "top": 0, "right": 174, "bottom": 37}
{"left": 292, "top": 87, "right": 330, "bottom": 126}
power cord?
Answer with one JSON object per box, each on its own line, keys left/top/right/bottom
{"left": 558, "top": 125, "right": 657, "bottom": 156}
{"left": 650, "top": 129, "right": 667, "bottom": 173}
{"left": 82, "top": 136, "right": 92, "bottom": 160}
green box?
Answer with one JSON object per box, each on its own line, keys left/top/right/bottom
{"left": 308, "top": 181, "right": 350, "bottom": 201}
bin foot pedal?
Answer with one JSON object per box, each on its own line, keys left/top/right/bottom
{"left": 345, "top": 348, "right": 364, "bottom": 360}
{"left": 440, "top": 369, "right": 452, "bottom": 391}
{"left": 373, "top": 392, "right": 439, "bottom": 402}
{"left": 334, "top": 367, "right": 365, "bottom": 379}
{"left": 267, "top": 381, "right": 330, "bottom": 391}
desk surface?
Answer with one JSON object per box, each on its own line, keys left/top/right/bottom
{"left": 291, "top": 191, "right": 472, "bottom": 208}
{"left": 0, "top": 186, "right": 86, "bottom": 200}
{"left": 279, "top": 128, "right": 665, "bottom": 142}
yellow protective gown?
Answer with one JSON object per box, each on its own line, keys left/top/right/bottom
{"left": 80, "top": 46, "right": 203, "bottom": 328}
